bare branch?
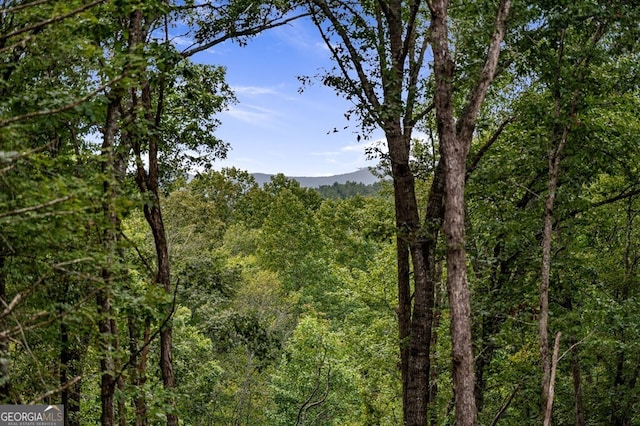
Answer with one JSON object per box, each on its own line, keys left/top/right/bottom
{"left": 490, "top": 383, "right": 520, "bottom": 426}
{"left": 180, "top": 13, "right": 309, "bottom": 58}
{"left": 0, "top": 0, "right": 104, "bottom": 43}
{"left": 0, "top": 75, "right": 124, "bottom": 128}
{"left": 558, "top": 329, "right": 595, "bottom": 363}
{"left": 0, "top": 294, "right": 22, "bottom": 321}
{"left": 466, "top": 116, "right": 515, "bottom": 180}
{"left": 0, "top": 195, "right": 74, "bottom": 220}
{"left": 0, "top": 142, "right": 54, "bottom": 174}
{"left": 457, "top": 0, "right": 511, "bottom": 142}
{"left": 0, "top": 0, "right": 51, "bottom": 15}
{"left": 29, "top": 376, "right": 82, "bottom": 404}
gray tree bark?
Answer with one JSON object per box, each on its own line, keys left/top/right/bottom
{"left": 429, "top": 0, "right": 511, "bottom": 424}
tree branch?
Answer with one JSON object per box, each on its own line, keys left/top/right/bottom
{"left": 466, "top": 116, "right": 515, "bottom": 180}
{"left": 0, "top": 75, "right": 124, "bottom": 127}
{"left": 0, "top": 195, "right": 74, "bottom": 220}
{"left": 309, "top": 0, "right": 382, "bottom": 114}
{"left": 562, "top": 185, "right": 640, "bottom": 221}
{"left": 457, "top": 0, "right": 511, "bottom": 142}
{"left": 490, "top": 383, "right": 520, "bottom": 426}
{"left": 0, "top": 0, "right": 104, "bottom": 43}
{"left": 180, "top": 13, "right": 309, "bottom": 58}
{"left": 29, "top": 376, "right": 82, "bottom": 404}
{"left": 0, "top": 0, "right": 51, "bottom": 15}
{"left": 0, "top": 142, "right": 54, "bottom": 174}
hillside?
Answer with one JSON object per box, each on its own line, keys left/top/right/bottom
{"left": 252, "top": 168, "right": 380, "bottom": 188}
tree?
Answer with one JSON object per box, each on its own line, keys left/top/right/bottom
{"left": 430, "top": 1, "right": 511, "bottom": 423}
{"left": 0, "top": 1, "right": 119, "bottom": 421}
{"left": 507, "top": 1, "right": 640, "bottom": 420}
{"left": 304, "top": 0, "right": 512, "bottom": 422}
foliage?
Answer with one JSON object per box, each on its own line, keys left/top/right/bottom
{"left": 316, "top": 180, "right": 383, "bottom": 199}
{"left": 3, "top": 0, "right": 640, "bottom": 424}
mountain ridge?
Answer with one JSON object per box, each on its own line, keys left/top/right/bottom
{"left": 252, "top": 168, "right": 380, "bottom": 188}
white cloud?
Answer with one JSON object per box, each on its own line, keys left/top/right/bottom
{"left": 311, "top": 150, "right": 341, "bottom": 157}
{"left": 232, "top": 85, "right": 280, "bottom": 96}
{"left": 341, "top": 138, "right": 387, "bottom": 153}
{"left": 315, "top": 42, "right": 331, "bottom": 52}
{"left": 223, "top": 104, "right": 281, "bottom": 127}
{"left": 172, "top": 35, "right": 194, "bottom": 47}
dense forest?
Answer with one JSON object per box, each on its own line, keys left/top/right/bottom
{"left": 1, "top": 0, "right": 640, "bottom": 425}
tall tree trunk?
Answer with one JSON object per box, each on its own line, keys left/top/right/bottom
{"left": 428, "top": 261, "right": 444, "bottom": 426}
{"left": 388, "top": 130, "right": 441, "bottom": 426}
{"left": 539, "top": 76, "right": 572, "bottom": 417}
{"left": 139, "top": 80, "right": 178, "bottom": 426}
{"left": 430, "top": 1, "right": 510, "bottom": 423}
{"left": 308, "top": 0, "right": 442, "bottom": 422}
{"left": 113, "top": 317, "right": 126, "bottom": 426}
{"left": 539, "top": 154, "right": 558, "bottom": 414}
{"left": 441, "top": 128, "right": 477, "bottom": 426}
{"left": 97, "top": 289, "right": 115, "bottom": 426}
{"left": 127, "top": 8, "right": 177, "bottom": 425}
{"left": 144, "top": 200, "right": 177, "bottom": 426}
{"left": 129, "top": 316, "right": 150, "bottom": 426}
{"left": 396, "top": 233, "right": 412, "bottom": 421}
{"left": 60, "top": 317, "right": 83, "bottom": 426}
{"left": 98, "top": 90, "right": 123, "bottom": 426}
{"left": 570, "top": 337, "right": 585, "bottom": 426}
{"left": 543, "top": 332, "right": 561, "bottom": 426}
{"left": 610, "top": 197, "right": 637, "bottom": 426}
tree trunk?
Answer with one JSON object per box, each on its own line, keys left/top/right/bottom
{"left": 141, "top": 196, "right": 177, "bottom": 426}
{"left": 428, "top": 261, "right": 445, "bottom": 426}
{"left": 539, "top": 166, "right": 556, "bottom": 414}
{"left": 114, "top": 317, "right": 126, "bottom": 426}
{"left": 98, "top": 90, "right": 123, "bottom": 426}
{"left": 543, "top": 332, "right": 561, "bottom": 426}
{"left": 570, "top": 337, "right": 585, "bottom": 426}
{"left": 129, "top": 316, "right": 150, "bottom": 426}
{"left": 610, "top": 197, "right": 637, "bottom": 426}
{"left": 127, "top": 9, "right": 178, "bottom": 425}
{"left": 387, "top": 131, "right": 441, "bottom": 426}
{"left": 97, "top": 289, "right": 115, "bottom": 426}
{"left": 60, "top": 319, "right": 83, "bottom": 426}
{"left": 430, "top": 1, "right": 510, "bottom": 423}
{"left": 442, "top": 131, "right": 477, "bottom": 426}
{"left": 539, "top": 94, "right": 570, "bottom": 417}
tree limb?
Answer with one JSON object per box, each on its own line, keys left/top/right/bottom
{"left": 180, "top": 13, "right": 309, "bottom": 58}
{"left": 29, "top": 376, "right": 82, "bottom": 404}
{"left": 0, "top": 0, "right": 104, "bottom": 43}
{"left": 562, "top": 185, "right": 640, "bottom": 221}
{"left": 308, "top": 0, "right": 382, "bottom": 115}
{"left": 0, "top": 75, "right": 124, "bottom": 128}
{"left": 490, "top": 383, "right": 520, "bottom": 426}
{"left": 457, "top": 0, "right": 511, "bottom": 142}
{"left": 543, "top": 332, "right": 562, "bottom": 426}
{"left": 0, "top": 0, "right": 51, "bottom": 15}
{"left": 0, "top": 142, "right": 53, "bottom": 174}
{"left": 466, "top": 116, "right": 515, "bottom": 180}
{"left": 0, "top": 195, "right": 74, "bottom": 220}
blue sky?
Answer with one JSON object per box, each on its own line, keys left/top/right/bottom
{"left": 185, "top": 19, "right": 384, "bottom": 177}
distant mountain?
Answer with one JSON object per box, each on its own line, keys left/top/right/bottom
{"left": 252, "top": 168, "right": 381, "bottom": 188}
